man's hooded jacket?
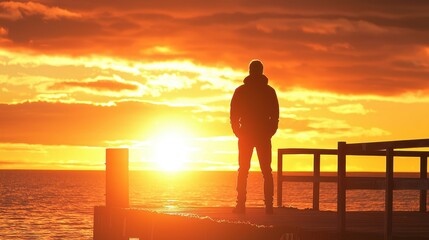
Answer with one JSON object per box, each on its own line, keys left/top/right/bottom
{"left": 230, "top": 74, "right": 279, "bottom": 140}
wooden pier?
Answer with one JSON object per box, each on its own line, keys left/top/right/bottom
{"left": 94, "top": 206, "right": 429, "bottom": 240}
{"left": 94, "top": 139, "right": 429, "bottom": 240}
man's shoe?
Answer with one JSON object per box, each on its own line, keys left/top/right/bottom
{"left": 232, "top": 205, "right": 246, "bottom": 214}
{"left": 265, "top": 205, "right": 273, "bottom": 215}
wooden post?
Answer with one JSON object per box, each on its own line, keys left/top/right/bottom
{"left": 106, "top": 148, "right": 129, "bottom": 240}
{"left": 420, "top": 155, "right": 427, "bottom": 212}
{"left": 313, "top": 153, "right": 320, "bottom": 211}
{"left": 94, "top": 148, "right": 129, "bottom": 240}
{"left": 106, "top": 148, "right": 129, "bottom": 208}
{"left": 337, "top": 142, "right": 346, "bottom": 240}
{"left": 93, "top": 206, "right": 108, "bottom": 240}
{"left": 385, "top": 148, "right": 394, "bottom": 240}
{"left": 277, "top": 150, "right": 283, "bottom": 208}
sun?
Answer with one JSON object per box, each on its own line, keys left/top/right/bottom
{"left": 151, "top": 131, "right": 191, "bottom": 171}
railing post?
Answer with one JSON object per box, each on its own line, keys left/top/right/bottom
{"left": 337, "top": 142, "right": 346, "bottom": 240}
{"left": 385, "top": 148, "right": 394, "bottom": 240}
{"left": 420, "top": 155, "right": 427, "bottom": 212}
{"left": 277, "top": 150, "right": 283, "bottom": 208}
{"left": 313, "top": 153, "right": 320, "bottom": 211}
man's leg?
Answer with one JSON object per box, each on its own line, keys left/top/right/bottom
{"left": 256, "top": 139, "right": 274, "bottom": 213}
{"left": 235, "top": 138, "right": 253, "bottom": 212}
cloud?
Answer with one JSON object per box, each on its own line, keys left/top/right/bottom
{"left": 0, "top": 100, "right": 229, "bottom": 146}
{"left": 49, "top": 79, "right": 141, "bottom": 92}
{"left": 276, "top": 114, "right": 392, "bottom": 145}
{"left": 1, "top": 16, "right": 100, "bottom": 44}
{"left": 277, "top": 126, "right": 390, "bottom": 144}
{"left": 2, "top": 0, "right": 429, "bottom": 170}
{"left": 1, "top": 1, "right": 429, "bottom": 97}
{"left": 0, "top": 143, "right": 105, "bottom": 169}
{"left": 0, "top": 48, "right": 245, "bottom": 105}
{"left": 328, "top": 104, "right": 373, "bottom": 115}
{"left": 0, "top": 143, "right": 46, "bottom": 153}
{"left": 278, "top": 87, "right": 429, "bottom": 104}
{"left": 0, "top": 27, "right": 7, "bottom": 36}
{"left": 0, "top": 1, "right": 81, "bottom": 21}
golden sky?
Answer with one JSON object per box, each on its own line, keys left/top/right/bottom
{"left": 1, "top": 1, "right": 429, "bottom": 171}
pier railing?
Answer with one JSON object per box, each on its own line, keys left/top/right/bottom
{"left": 277, "top": 148, "right": 338, "bottom": 210}
{"left": 277, "top": 138, "right": 429, "bottom": 240}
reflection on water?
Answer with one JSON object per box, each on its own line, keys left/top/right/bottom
{"left": 0, "top": 170, "right": 427, "bottom": 239}
{"left": 130, "top": 171, "right": 238, "bottom": 209}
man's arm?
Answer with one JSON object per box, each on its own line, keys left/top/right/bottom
{"left": 230, "top": 89, "right": 241, "bottom": 138}
{"left": 269, "top": 88, "right": 279, "bottom": 136}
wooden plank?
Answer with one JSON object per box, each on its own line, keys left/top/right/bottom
{"left": 390, "top": 151, "right": 429, "bottom": 157}
{"left": 313, "top": 153, "right": 320, "bottom": 211}
{"left": 94, "top": 206, "right": 127, "bottom": 240}
{"left": 283, "top": 176, "right": 429, "bottom": 190}
{"left": 337, "top": 142, "right": 347, "bottom": 240}
{"left": 394, "top": 178, "right": 429, "bottom": 190}
{"left": 99, "top": 207, "right": 429, "bottom": 240}
{"left": 278, "top": 148, "right": 429, "bottom": 158}
{"left": 277, "top": 151, "right": 283, "bottom": 207}
{"left": 94, "top": 206, "right": 108, "bottom": 240}
{"left": 117, "top": 207, "right": 429, "bottom": 240}
{"left": 420, "top": 156, "right": 427, "bottom": 212}
{"left": 345, "top": 138, "right": 429, "bottom": 152}
{"left": 385, "top": 148, "right": 394, "bottom": 240}
{"left": 346, "top": 177, "right": 386, "bottom": 190}
{"left": 346, "top": 150, "right": 429, "bottom": 157}
{"left": 94, "top": 207, "right": 429, "bottom": 240}
{"left": 346, "top": 178, "right": 429, "bottom": 190}
{"left": 282, "top": 176, "right": 337, "bottom": 183}
{"left": 278, "top": 148, "right": 337, "bottom": 155}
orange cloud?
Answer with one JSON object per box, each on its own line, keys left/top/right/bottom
{"left": 328, "top": 104, "right": 373, "bottom": 115}
{"left": 0, "top": 27, "right": 7, "bottom": 36}
{"left": 49, "top": 79, "right": 140, "bottom": 92}
{"left": 1, "top": 1, "right": 428, "bottom": 96}
{"left": 0, "top": 1, "right": 80, "bottom": 21}
{"left": 0, "top": 101, "right": 227, "bottom": 146}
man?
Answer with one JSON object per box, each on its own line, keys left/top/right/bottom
{"left": 230, "top": 59, "right": 279, "bottom": 214}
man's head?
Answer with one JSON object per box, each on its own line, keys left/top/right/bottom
{"left": 249, "top": 60, "right": 263, "bottom": 76}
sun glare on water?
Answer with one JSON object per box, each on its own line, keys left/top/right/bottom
{"left": 151, "top": 131, "right": 192, "bottom": 171}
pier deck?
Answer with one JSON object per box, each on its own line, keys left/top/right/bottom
{"left": 94, "top": 206, "right": 429, "bottom": 240}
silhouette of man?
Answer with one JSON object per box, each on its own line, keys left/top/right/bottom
{"left": 230, "top": 59, "right": 279, "bottom": 214}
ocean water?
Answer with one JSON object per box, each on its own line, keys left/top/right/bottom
{"left": 0, "top": 170, "right": 426, "bottom": 239}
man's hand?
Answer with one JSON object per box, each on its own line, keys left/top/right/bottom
{"left": 269, "top": 120, "right": 278, "bottom": 137}
{"left": 231, "top": 122, "right": 241, "bottom": 138}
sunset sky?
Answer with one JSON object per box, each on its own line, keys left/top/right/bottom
{"left": 1, "top": 0, "right": 429, "bottom": 171}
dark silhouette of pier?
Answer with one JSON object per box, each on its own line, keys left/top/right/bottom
{"left": 94, "top": 139, "right": 429, "bottom": 240}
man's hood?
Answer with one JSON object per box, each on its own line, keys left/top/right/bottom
{"left": 243, "top": 74, "right": 268, "bottom": 85}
